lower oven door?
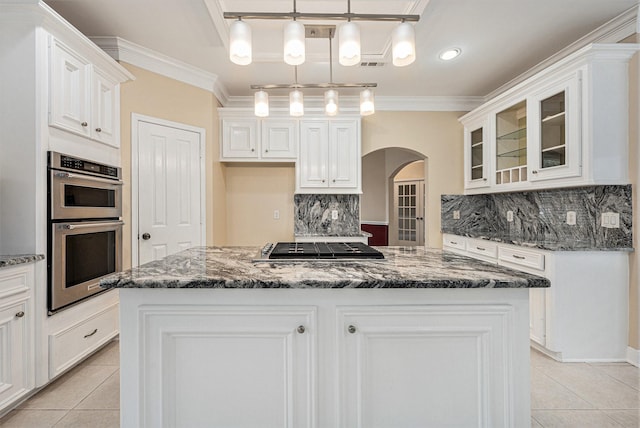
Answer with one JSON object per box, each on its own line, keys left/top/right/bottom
{"left": 50, "top": 220, "right": 123, "bottom": 313}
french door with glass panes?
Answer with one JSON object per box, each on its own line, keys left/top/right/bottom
{"left": 394, "top": 180, "right": 425, "bottom": 246}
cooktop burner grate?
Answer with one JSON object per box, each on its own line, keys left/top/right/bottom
{"left": 266, "top": 242, "right": 384, "bottom": 260}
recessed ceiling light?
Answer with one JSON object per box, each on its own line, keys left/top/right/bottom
{"left": 439, "top": 48, "right": 461, "bottom": 61}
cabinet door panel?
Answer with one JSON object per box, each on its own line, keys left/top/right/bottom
{"left": 0, "top": 300, "right": 29, "bottom": 409}
{"left": 329, "top": 121, "right": 359, "bottom": 188}
{"left": 50, "top": 38, "right": 91, "bottom": 137}
{"left": 91, "top": 69, "right": 118, "bottom": 147}
{"left": 262, "top": 119, "right": 297, "bottom": 159}
{"left": 222, "top": 119, "right": 259, "bottom": 158}
{"left": 140, "top": 306, "right": 316, "bottom": 428}
{"left": 299, "top": 121, "right": 329, "bottom": 187}
{"left": 338, "top": 306, "right": 518, "bottom": 428}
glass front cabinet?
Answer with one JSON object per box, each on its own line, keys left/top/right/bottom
{"left": 463, "top": 118, "right": 489, "bottom": 189}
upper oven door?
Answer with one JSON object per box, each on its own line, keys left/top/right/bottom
{"left": 50, "top": 170, "right": 123, "bottom": 220}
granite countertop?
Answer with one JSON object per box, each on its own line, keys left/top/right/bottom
{"left": 100, "top": 246, "right": 549, "bottom": 290}
{"left": 447, "top": 231, "right": 634, "bottom": 252}
{"left": 0, "top": 254, "right": 45, "bottom": 269}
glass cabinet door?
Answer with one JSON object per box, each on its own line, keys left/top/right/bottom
{"left": 470, "top": 128, "right": 484, "bottom": 180}
{"left": 495, "top": 100, "right": 527, "bottom": 185}
{"left": 464, "top": 121, "right": 488, "bottom": 190}
{"left": 539, "top": 91, "right": 566, "bottom": 169}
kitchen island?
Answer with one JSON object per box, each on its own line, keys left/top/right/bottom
{"left": 102, "top": 246, "right": 549, "bottom": 428}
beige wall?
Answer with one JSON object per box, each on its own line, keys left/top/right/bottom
{"left": 395, "top": 160, "right": 425, "bottom": 181}
{"left": 118, "top": 63, "right": 225, "bottom": 269}
{"left": 361, "top": 150, "right": 388, "bottom": 223}
{"left": 362, "top": 112, "right": 465, "bottom": 248}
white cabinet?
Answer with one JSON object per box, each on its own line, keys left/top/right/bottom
{"left": 120, "top": 288, "right": 531, "bottom": 427}
{"left": 50, "top": 37, "right": 120, "bottom": 147}
{"left": 460, "top": 44, "right": 639, "bottom": 194}
{"left": 220, "top": 117, "right": 297, "bottom": 161}
{"left": 297, "top": 119, "right": 361, "bottom": 194}
{"left": 442, "top": 233, "right": 629, "bottom": 361}
{"left": 0, "top": 265, "right": 35, "bottom": 411}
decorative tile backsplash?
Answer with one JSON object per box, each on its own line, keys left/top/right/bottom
{"left": 441, "top": 185, "right": 633, "bottom": 250}
{"left": 294, "top": 194, "right": 361, "bottom": 236}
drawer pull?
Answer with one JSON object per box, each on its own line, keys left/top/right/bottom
{"left": 15, "top": 311, "right": 25, "bottom": 318}
{"left": 450, "top": 241, "right": 458, "bottom": 245}
{"left": 84, "top": 328, "right": 98, "bottom": 339}
{"left": 476, "top": 247, "right": 486, "bottom": 251}
{"left": 513, "top": 255, "right": 526, "bottom": 260}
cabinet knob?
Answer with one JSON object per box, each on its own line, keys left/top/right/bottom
{"left": 322, "top": 179, "right": 325, "bottom": 183}
{"left": 15, "top": 311, "right": 25, "bottom": 318}
{"left": 95, "top": 127, "right": 102, "bottom": 133}
{"left": 81, "top": 122, "right": 88, "bottom": 127}
{"left": 332, "top": 179, "right": 336, "bottom": 183}
{"left": 251, "top": 148, "right": 255, "bottom": 152}
{"left": 347, "top": 325, "right": 357, "bottom": 334}
{"left": 483, "top": 178, "right": 487, "bottom": 181}
{"left": 297, "top": 325, "right": 306, "bottom": 334}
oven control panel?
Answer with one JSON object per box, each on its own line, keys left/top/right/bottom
{"left": 49, "top": 151, "right": 121, "bottom": 180}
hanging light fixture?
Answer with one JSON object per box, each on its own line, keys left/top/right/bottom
{"left": 224, "top": 1, "right": 419, "bottom": 68}
{"left": 324, "top": 90, "right": 339, "bottom": 116}
{"left": 289, "top": 89, "right": 304, "bottom": 116}
{"left": 229, "top": 19, "right": 252, "bottom": 65}
{"left": 392, "top": 21, "right": 416, "bottom": 67}
{"left": 360, "top": 88, "right": 375, "bottom": 116}
{"left": 284, "top": 20, "right": 305, "bottom": 65}
{"left": 254, "top": 90, "right": 269, "bottom": 117}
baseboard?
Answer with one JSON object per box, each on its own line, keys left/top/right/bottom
{"left": 627, "top": 346, "right": 640, "bottom": 367}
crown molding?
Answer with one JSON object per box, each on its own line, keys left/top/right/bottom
{"left": 485, "top": 5, "right": 638, "bottom": 101}
{"left": 91, "top": 36, "right": 229, "bottom": 105}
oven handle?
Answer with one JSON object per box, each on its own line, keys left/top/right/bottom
{"left": 59, "top": 221, "right": 125, "bottom": 230}
{"left": 53, "top": 171, "right": 123, "bottom": 186}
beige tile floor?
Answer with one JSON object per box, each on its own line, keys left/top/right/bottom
{"left": 1, "top": 341, "right": 638, "bottom": 427}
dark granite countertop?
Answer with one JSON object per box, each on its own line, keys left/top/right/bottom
{"left": 0, "top": 254, "right": 45, "bottom": 269}
{"left": 444, "top": 231, "right": 634, "bottom": 252}
{"left": 100, "top": 246, "right": 549, "bottom": 290}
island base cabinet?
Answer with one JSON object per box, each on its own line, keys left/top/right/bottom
{"left": 119, "top": 288, "right": 530, "bottom": 428}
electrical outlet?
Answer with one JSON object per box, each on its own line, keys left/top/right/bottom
{"left": 566, "top": 211, "right": 576, "bottom": 225}
{"left": 453, "top": 210, "right": 460, "bottom": 220}
{"left": 507, "top": 210, "right": 514, "bottom": 222}
{"left": 331, "top": 210, "right": 339, "bottom": 220}
{"left": 601, "top": 212, "right": 620, "bottom": 228}
{"left": 273, "top": 210, "right": 280, "bottom": 220}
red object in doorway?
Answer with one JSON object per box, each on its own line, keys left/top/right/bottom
{"left": 361, "top": 224, "right": 388, "bottom": 246}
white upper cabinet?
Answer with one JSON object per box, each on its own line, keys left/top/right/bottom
{"left": 297, "top": 118, "right": 361, "bottom": 194}
{"left": 460, "top": 43, "right": 639, "bottom": 194}
{"left": 219, "top": 115, "right": 297, "bottom": 161}
{"left": 49, "top": 37, "right": 121, "bottom": 148}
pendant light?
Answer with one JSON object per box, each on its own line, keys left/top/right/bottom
{"left": 338, "top": 21, "right": 360, "bottom": 66}
{"left": 289, "top": 90, "right": 304, "bottom": 116}
{"left": 284, "top": 20, "right": 306, "bottom": 65}
{"left": 392, "top": 22, "right": 416, "bottom": 67}
{"left": 360, "top": 88, "right": 375, "bottom": 116}
{"left": 229, "top": 19, "right": 252, "bottom": 65}
{"left": 324, "top": 90, "right": 339, "bottom": 116}
{"left": 254, "top": 90, "right": 269, "bottom": 117}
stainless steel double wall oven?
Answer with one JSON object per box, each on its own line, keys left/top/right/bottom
{"left": 48, "top": 152, "right": 123, "bottom": 313}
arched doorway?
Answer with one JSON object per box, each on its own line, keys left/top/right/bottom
{"left": 361, "top": 148, "right": 426, "bottom": 246}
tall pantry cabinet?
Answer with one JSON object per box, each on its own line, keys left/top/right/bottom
{"left": 0, "top": 0, "right": 133, "bottom": 408}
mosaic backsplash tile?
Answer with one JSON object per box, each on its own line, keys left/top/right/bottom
{"left": 441, "top": 185, "right": 632, "bottom": 250}
{"left": 294, "top": 194, "right": 361, "bottom": 236}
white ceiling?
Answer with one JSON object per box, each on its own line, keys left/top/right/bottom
{"left": 44, "top": 0, "right": 638, "bottom": 101}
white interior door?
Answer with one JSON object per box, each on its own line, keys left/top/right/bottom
{"left": 137, "top": 119, "right": 203, "bottom": 265}
{"left": 394, "top": 180, "right": 425, "bottom": 246}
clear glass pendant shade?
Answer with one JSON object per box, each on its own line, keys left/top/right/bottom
{"left": 360, "top": 89, "right": 375, "bottom": 116}
{"left": 338, "top": 22, "right": 361, "bottom": 66}
{"left": 392, "top": 22, "right": 416, "bottom": 67}
{"left": 289, "top": 90, "right": 304, "bottom": 116}
{"left": 284, "top": 21, "right": 306, "bottom": 65}
{"left": 324, "top": 90, "right": 339, "bottom": 116}
{"left": 229, "top": 20, "right": 252, "bottom": 65}
{"left": 254, "top": 91, "right": 269, "bottom": 117}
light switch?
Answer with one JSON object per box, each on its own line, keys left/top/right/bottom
{"left": 453, "top": 210, "right": 460, "bottom": 220}
{"left": 273, "top": 210, "right": 280, "bottom": 220}
{"left": 507, "top": 210, "right": 514, "bottom": 222}
{"left": 601, "top": 212, "right": 620, "bottom": 228}
{"left": 331, "top": 210, "right": 339, "bottom": 220}
{"left": 566, "top": 211, "right": 576, "bottom": 225}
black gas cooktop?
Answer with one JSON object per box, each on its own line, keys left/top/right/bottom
{"left": 258, "top": 242, "right": 385, "bottom": 261}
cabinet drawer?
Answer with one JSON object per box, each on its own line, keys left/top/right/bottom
{"left": 49, "top": 303, "right": 118, "bottom": 378}
{"left": 498, "top": 246, "right": 545, "bottom": 272}
{"left": 466, "top": 239, "right": 498, "bottom": 259}
{"left": 0, "top": 265, "right": 32, "bottom": 300}
{"left": 442, "top": 234, "right": 466, "bottom": 251}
